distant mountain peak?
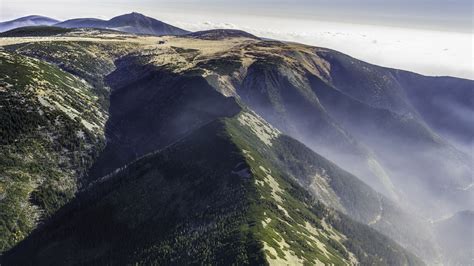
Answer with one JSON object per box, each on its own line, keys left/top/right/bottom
{"left": 18, "top": 15, "right": 51, "bottom": 20}
{"left": 1, "top": 15, "right": 58, "bottom": 22}
{"left": 128, "top": 12, "right": 146, "bottom": 17}
{"left": 110, "top": 12, "right": 149, "bottom": 20}
{"left": 108, "top": 12, "right": 156, "bottom": 25}
{"left": 0, "top": 15, "right": 59, "bottom": 32}
{"left": 55, "top": 12, "right": 189, "bottom": 36}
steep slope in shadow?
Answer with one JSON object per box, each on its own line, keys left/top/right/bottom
{"left": 2, "top": 117, "right": 424, "bottom": 265}
{"left": 2, "top": 121, "right": 266, "bottom": 265}
{"left": 309, "top": 75, "right": 472, "bottom": 215}
{"left": 235, "top": 46, "right": 472, "bottom": 219}
{"left": 315, "top": 50, "right": 415, "bottom": 115}
{"left": 237, "top": 58, "right": 395, "bottom": 200}
{"left": 316, "top": 48, "right": 473, "bottom": 154}
{"left": 392, "top": 70, "right": 474, "bottom": 152}
{"left": 271, "top": 135, "right": 439, "bottom": 262}
{"left": 87, "top": 55, "right": 241, "bottom": 181}
{"left": 226, "top": 111, "right": 438, "bottom": 262}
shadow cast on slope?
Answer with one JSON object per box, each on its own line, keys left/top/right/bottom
{"left": 86, "top": 55, "right": 241, "bottom": 182}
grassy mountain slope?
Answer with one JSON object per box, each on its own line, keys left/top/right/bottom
{"left": 0, "top": 39, "right": 140, "bottom": 251}
{"left": 227, "top": 112, "right": 438, "bottom": 261}
{"left": 2, "top": 121, "right": 265, "bottom": 265}
{"left": 0, "top": 26, "right": 72, "bottom": 37}
{"left": 0, "top": 38, "right": 242, "bottom": 251}
{"left": 2, "top": 114, "right": 423, "bottom": 265}
{"left": 186, "top": 29, "right": 260, "bottom": 40}
{"left": 5, "top": 40, "right": 138, "bottom": 109}
{"left": 0, "top": 51, "right": 106, "bottom": 251}
{"left": 1, "top": 30, "right": 470, "bottom": 264}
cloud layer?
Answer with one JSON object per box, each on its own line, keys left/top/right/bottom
{"left": 174, "top": 16, "right": 473, "bottom": 79}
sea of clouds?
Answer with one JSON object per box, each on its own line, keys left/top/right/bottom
{"left": 170, "top": 15, "right": 473, "bottom": 80}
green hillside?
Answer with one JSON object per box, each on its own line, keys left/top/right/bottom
{"left": 2, "top": 114, "right": 423, "bottom": 265}
{"left": 0, "top": 26, "right": 72, "bottom": 37}
{"left": 1, "top": 29, "right": 471, "bottom": 264}
{"left": 0, "top": 51, "right": 106, "bottom": 251}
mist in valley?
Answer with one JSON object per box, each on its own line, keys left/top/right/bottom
{"left": 231, "top": 51, "right": 473, "bottom": 264}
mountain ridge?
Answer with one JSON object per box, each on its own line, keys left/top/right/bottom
{"left": 2, "top": 115, "right": 424, "bottom": 265}
{"left": 0, "top": 22, "right": 471, "bottom": 265}
{"left": 0, "top": 15, "right": 59, "bottom": 32}
{"left": 55, "top": 12, "right": 189, "bottom": 36}
{"left": 186, "top": 29, "right": 260, "bottom": 40}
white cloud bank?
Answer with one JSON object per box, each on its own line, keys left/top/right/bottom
{"left": 169, "top": 15, "right": 473, "bottom": 80}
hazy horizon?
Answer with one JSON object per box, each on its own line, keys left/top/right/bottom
{"left": 1, "top": 0, "right": 473, "bottom": 32}
{"left": 1, "top": 0, "right": 473, "bottom": 79}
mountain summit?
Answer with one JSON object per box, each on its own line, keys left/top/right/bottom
{"left": 0, "top": 15, "right": 59, "bottom": 32}
{"left": 55, "top": 12, "right": 189, "bottom": 36}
